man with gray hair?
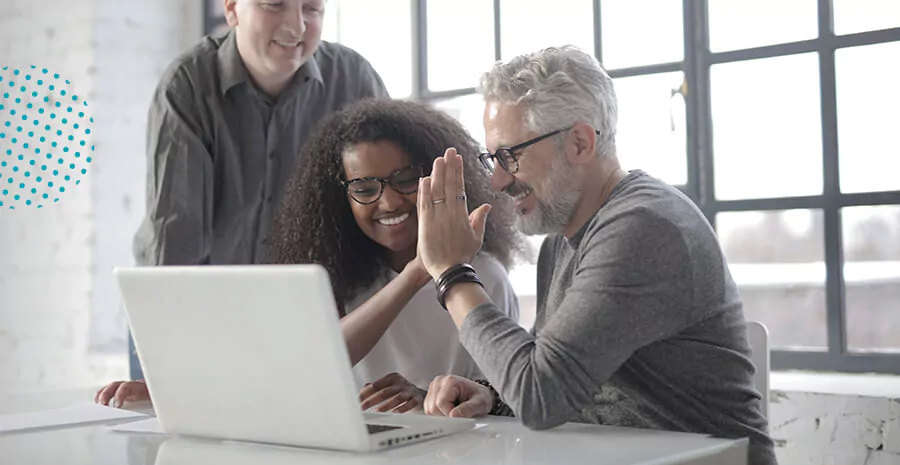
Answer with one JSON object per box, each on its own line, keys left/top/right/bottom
{"left": 413, "top": 45, "right": 777, "bottom": 465}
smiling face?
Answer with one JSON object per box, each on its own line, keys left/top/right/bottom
{"left": 483, "top": 100, "right": 582, "bottom": 236}
{"left": 341, "top": 140, "right": 420, "bottom": 263}
{"left": 225, "top": 0, "right": 325, "bottom": 95}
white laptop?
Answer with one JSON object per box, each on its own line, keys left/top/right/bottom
{"left": 114, "top": 264, "right": 475, "bottom": 452}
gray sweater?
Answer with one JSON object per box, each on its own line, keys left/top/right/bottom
{"left": 459, "top": 171, "right": 777, "bottom": 465}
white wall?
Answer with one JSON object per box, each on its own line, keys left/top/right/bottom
{"left": 0, "top": 0, "right": 202, "bottom": 394}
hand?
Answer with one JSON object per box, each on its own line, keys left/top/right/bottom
{"left": 424, "top": 375, "right": 492, "bottom": 418}
{"left": 94, "top": 380, "right": 150, "bottom": 408}
{"left": 417, "top": 148, "right": 491, "bottom": 279}
{"left": 359, "top": 372, "right": 425, "bottom": 413}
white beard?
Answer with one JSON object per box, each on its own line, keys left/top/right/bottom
{"left": 517, "top": 152, "right": 581, "bottom": 236}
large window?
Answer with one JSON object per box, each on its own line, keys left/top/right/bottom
{"left": 205, "top": 1, "right": 900, "bottom": 374}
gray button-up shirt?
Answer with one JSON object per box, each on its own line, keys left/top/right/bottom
{"left": 133, "top": 29, "right": 389, "bottom": 266}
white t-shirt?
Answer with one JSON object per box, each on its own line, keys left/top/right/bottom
{"left": 346, "top": 253, "right": 519, "bottom": 390}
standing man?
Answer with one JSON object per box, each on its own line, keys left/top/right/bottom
{"left": 95, "top": 0, "right": 388, "bottom": 406}
{"left": 415, "top": 46, "right": 777, "bottom": 465}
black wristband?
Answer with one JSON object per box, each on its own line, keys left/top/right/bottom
{"left": 434, "top": 263, "right": 484, "bottom": 310}
{"left": 473, "top": 379, "right": 514, "bottom": 416}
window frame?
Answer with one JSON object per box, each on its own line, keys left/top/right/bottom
{"left": 203, "top": 0, "right": 900, "bottom": 374}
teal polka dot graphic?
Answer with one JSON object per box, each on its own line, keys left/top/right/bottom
{"left": 0, "top": 66, "right": 93, "bottom": 209}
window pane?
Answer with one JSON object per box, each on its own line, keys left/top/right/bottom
{"left": 843, "top": 205, "right": 900, "bottom": 353}
{"left": 500, "top": 0, "right": 594, "bottom": 61}
{"left": 833, "top": 0, "right": 900, "bottom": 35}
{"left": 613, "top": 72, "right": 687, "bottom": 185}
{"left": 710, "top": 54, "right": 823, "bottom": 200}
{"left": 337, "top": 0, "right": 412, "bottom": 98}
{"left": 432, "top": 93, "right": 487, "bottom": 147}
{"left": 707, "top": 0, "right": 818, "bottom": 53}
{"left": 836, "top": 42, "right": 900, "bottom": 194}
{"left": 321, "top": 0, "right": 339, "bottom": 43}
{"left": 717, "top": 210, "right": 827, "bottom": 350}
{"left": 600, "top": 0, "right": 683, "bottom": 69}
{"left": 427, "top": 0, "right": 495, "bottom": 92}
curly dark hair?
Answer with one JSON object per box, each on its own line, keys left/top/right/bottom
{"left": 267, "top": 98, "right": 526, "bottom": 316}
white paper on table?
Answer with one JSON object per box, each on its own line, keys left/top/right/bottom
{"left": 108, "top": 417, "right": 165, "bottom": 434}
{"left": 0, "top": 403, "right": 148, "bottom": 434}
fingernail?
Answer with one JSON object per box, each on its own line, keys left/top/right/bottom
{"left": 114, "top": 399, "right": 122, "bottom": 408}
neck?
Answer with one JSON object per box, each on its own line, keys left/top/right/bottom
{"left": 561, "top": 155, "right": 627, "bottom": 239}
{"left": 247, "top": 65, "right": 292, "bottom": 98}
{"left": 234, "top": 37, "right": 292, "bottom": 98}
{"left": 386, "top": 245, "right": 417, "bottom": 273}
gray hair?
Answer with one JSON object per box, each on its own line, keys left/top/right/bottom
{"left": 478, "top": 45, "right": 618, "bottom": 157}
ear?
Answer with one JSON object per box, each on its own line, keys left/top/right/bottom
{"left": 566, "top": 122, "right": 598, "bottom": 166}
{"left": 224, "top": 0, "right": 239, "bottom": 27}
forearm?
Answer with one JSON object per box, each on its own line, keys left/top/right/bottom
{"left": 458, "top": 303, "right": 606, "bottom": 430}
{"left": 341, "top": 267, "right": 431, "bottom": 366}
{"left": 443, "top": 282, "right": 492, "bottom": 328}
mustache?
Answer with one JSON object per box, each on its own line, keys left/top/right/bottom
{"left": 503, "top": 179, "right": 533, "bottom": 197}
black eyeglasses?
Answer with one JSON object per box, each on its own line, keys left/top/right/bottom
{"left": 341, "top": 165, "right": 423, "bottom": 205}
{"left": 478, "top": 126, "right": 601, "bottom": 174}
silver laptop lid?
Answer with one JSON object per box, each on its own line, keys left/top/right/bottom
{"left": 115, "top": 265, "right": 370, "bottom": 451}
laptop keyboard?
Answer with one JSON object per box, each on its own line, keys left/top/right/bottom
{"left": 367, "top": 424, "right": 403, "bottom": 435}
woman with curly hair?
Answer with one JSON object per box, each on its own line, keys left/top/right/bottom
{"left": 267, "top": 98, "right": 526, "bottom": 414}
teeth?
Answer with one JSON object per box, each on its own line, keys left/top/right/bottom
{"left": 275, "top": 40, "right": 300, "bottom": 47}
{"left": 513, "top": 189, "right": 531, "bottom": 201}
{"left": 378, "top": 212, "right": 410, "bottom": 226}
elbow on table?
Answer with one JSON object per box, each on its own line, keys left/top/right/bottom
{"left": 516, "top": 406, "right": 569, "bottom": 431}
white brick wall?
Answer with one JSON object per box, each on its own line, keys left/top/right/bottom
{"left": 771, "top": 374, "right": 900, "bottom": 465}
{"left": 0, "top": 0, "right": 201, "bottom": 394}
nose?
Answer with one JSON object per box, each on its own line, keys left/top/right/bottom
{"left": 285, "top": 4, "right": 308, "bottom": 36}
{"left": 490, "top": 167, "right": 513, "bottom": 192}
{"left": 377, "top": 184, "right": 406, "bottom": 212}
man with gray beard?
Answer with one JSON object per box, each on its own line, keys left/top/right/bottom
{"left": 410, "top": 46, "right": 777, "bottom": 465}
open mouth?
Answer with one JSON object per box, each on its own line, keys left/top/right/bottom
{"left": 377, "top": 212, "right": 411, "bottom": 226}
{"left": 510, "top": 186, "right": 533, "bottom": 202}
{"left": 273, "top": 39, "right": 302, "bottom": 48}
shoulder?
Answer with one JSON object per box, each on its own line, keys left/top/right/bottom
{"left": 314, "top": 41, "right": 378, "bottom": 71}
{"left": 154, "top": 34, "right": 223, "bottom": 99}
{"left": 585, "top": 172, "right": 708, "bottom": 246}
{"left": 313, "top": 41, "right": 387, "bottom": 96}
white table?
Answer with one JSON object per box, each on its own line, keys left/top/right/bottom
{"left": 0, "top": 389, "right": 747, "bottom": 465}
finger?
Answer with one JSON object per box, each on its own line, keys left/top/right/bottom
{"left": 393, "top": 396, "right": 421, "bottom": 414}
{"left": 449, "top": 398, "right": 490, "bottom": 418}
{"left": 360, "top": 386, "right": 402, "bottom": 411}
{"left": 469, "top": 204, "right": 492, "bottom": 242}
{"left": 372, "top": 372, "right": 404, "bottom": 391}
{"left": 424, "top": 377, "right": 440, "bottom": 415}
{"left": 358, "top": 383, "right": 376, "bottom": 402}
{"left": 431, "top": 157, "right": 446, "bottom": 205}
{"left": 94, "top": 385, "right": 107, "bottom": 404}
{"left": 113, "top": 381, "right": 147, "bottom": 408}
{"left": 442, "top": 148, "right": 460, "bottom": 205}
{"left": 375, "top": 391, "right": 413, "bottom": 413}
{"left": 434, "top": 383, "right": 460, "bottom": 417}
{"left": 453, "top": 151, "right": 467, "bottom": 215}
{"left": 96, "top": 381, "right": 124, "bottom": 406}
{"left": 418, "top": 177, "right": 433, "bottom": 217}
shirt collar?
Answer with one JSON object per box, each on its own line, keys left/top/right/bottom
{"left": 217, "top": 28, "right": 324, "bottom": 97}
